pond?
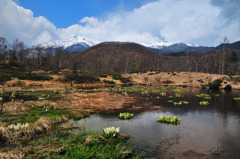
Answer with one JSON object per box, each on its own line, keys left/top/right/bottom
{"left": 67, "top": 87, "right": 240, "bottom": 158}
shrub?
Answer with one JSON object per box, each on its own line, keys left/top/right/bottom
{"left": 162, "top": 80, "right": 174, "bottom": 84}
{"left": 75, "top": 74, "right": 100, "bottom": 83}
{"left": 19, "top": 73, "right": 53, "bottom": 81}
{"left": 148, "top": 72, "right": 155, "bottom": 75}
{"left": 64, "top": 72, "right": 100, "bottom": 84}
{"left": 98, "top": 73, "right": 108, "bottom": 78}
{"left": 112, "top": 74, "right": 121, "bottom": 80}
{"left": 0, "top": 73, "right": 12, "bottom": 84}
{"left": 111, "top": 74, "right": 131, "bottom": 83}
{"left": 103, "top": 80, "right": 115, "bottom": 84}
{"left": 208, "top": 79, "right": 223, "bottom": 90}
{"left": 120, "top": 77, "right": 131, "bottom": 83}
{"left": 10, "top": 72, "right": 53, "bottom": 81}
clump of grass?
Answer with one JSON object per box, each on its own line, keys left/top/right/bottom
{"left": 160, "top": 92, "right": 166, "bottom": 96}
{"left": 0, "top": 91, "right": 62, "bottom": 103}
{"left": 173, "top": 102, "right": 182, "bottom": 105}
{"left": 174, "top": 93, "right": 183, "bottom": 98}
{"left": 157, "top": 116, "right": 181, "bottom": 125}
{"left": 119, "top": 112, "right": 134, "bottom": 120}
{"left": 196, "top": 93, "right": 211, "bottom": 99}
{"left": 173, "top": 101, "right": 189, "bottom": 105}
{"left": 204, "top": 96, "right": 211, "bottom": 99}
{"left": 23, "top": 132, "right": 140, "bottom": 159}
{"left": 180, "top": 101, "right": 189, "bottom": 104}
{"left": 0, "top": 126, "right": 14, "bottom": 145}
{"left": 196, "top": 93, "right": 209, "bottom": 98}
{"left": 233, "top": 97, "right": 240, "bottom": 101}
{"left": 199, "top": 101, "right": 209, "bottom": 105}
{"left": 214, "top": 94, "right": 220, "bottom": 97}
{"left": 12, "top": 105, "right": 88, "bottom": 124}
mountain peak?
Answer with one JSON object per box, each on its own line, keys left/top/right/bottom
{"left": 42, "top": 36, "right": 98, "bottom": 52}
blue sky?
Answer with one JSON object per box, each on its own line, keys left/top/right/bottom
{"left": 18, "top": 0, "right": 155, "bottom": 28}
{"left": 0, "top": 0, "right": 240, "bottom": 46}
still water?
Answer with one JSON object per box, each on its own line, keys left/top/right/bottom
{"left": 68, "top": 87, "right": 240, "bottom": 158}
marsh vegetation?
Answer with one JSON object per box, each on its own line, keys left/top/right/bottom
{"left": 0, "top": 61, "right": 240, "bottom": 158}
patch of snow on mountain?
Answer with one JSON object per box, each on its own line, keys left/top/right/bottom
{"left": 42, "top": 36, "right": 98, "bottom": 49}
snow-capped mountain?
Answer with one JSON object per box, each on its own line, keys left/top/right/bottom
{"left": 42, "top": 36, "right": 98, "bottom": 52}
{"left": 43, "top": 36, "right": 238, "bottom": 53}
{"left": 43, "top": 36, "right": 202, "bottom": 53}
{"left": 146, "top": 41, "right": 173, "bottom": 49}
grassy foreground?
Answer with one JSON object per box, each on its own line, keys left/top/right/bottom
{"left": 0, "top": 90, "right": 141, "bottom": 159}
{"left": 20, "top": 132, "right": 142, "bottom": 159}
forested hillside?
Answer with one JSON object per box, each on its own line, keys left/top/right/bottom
{"left": 0, "top": 36, "right": 240, "bottom": 75}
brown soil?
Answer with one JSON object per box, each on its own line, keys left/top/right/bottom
{"left": 123, "top": 71, "right": 240, "bottom": 89}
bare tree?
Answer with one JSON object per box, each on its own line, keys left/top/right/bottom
{"left": 0, "top": 37, "right": 8, "bottom": 61}
{"left": 221, "top": 36, "right": 229, "bottom": 75}
{"left": 35, "top": 45, "right": 43, "bottom": 66}
{"left": 18, "top": 42, "right": 26, "bottom": 62}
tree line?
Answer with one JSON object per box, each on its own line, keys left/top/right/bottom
{"left": 0, "top": 36, "right": 239, "bottom": 75}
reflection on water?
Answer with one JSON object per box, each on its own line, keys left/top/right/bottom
{"left": 68, "top": 88, "right": 240, "bottom": 159}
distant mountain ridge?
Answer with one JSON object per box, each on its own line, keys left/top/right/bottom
{"left": 42, "top": 36, "right": 240, "bottom": 53}
{"left": 42, "top": 36, "right": 97, "bottom": 52}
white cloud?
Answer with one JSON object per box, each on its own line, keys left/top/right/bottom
{"left": 0, "top": 0, "right": 239, "bottom": 46}
{"left": 0, "top": 0, "right": 57, "bottom": 45}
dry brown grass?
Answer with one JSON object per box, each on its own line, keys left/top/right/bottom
{"left": 123, "top": 72, "right": 240, "bottom": 89}
{"left": 0, "top": 126, "right": 14, "bottom": 145}
{"left": 0, "top": 152, "right": 24, "bottom": 159}
{"left": 0, "top": 116, "right": 68, "bottom": 147}
{"left": 2, "top": 102, "right": 27, "bottom": 115}
{"left": 68, "top": 92, "right": 136, "bottom": 111}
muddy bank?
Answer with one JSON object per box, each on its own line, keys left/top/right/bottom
{"left": 123, "top": 72, "right": 240, "bottom": 89}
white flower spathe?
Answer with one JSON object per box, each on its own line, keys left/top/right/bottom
{"left": 103, "top": 127, "right": 120, "bottom": 135}
{"left": 8, "top": 122, "right": 30, "bottom": 130}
